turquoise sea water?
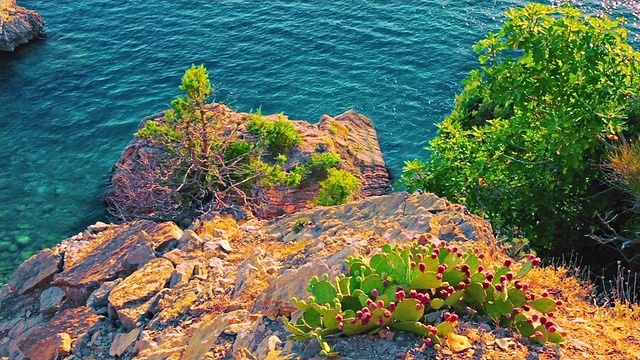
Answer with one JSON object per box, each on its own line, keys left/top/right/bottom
{"left": 0, "top": 0, "right": 553, "bottom": 280}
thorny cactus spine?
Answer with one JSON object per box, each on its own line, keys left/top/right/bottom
{"left": 284, "top": 241, "right": 565, "bottom": 356}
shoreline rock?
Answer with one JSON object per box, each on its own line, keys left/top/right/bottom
{"left": 105, "top": 104, "right": 392, "bottom": 222}
{"left": 0, "top": 0, "right": 44, "bottom": 51}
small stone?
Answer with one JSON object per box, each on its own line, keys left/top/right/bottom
{"left": 124, "top": 244, "right": 156, "bottom": 268}
{"left": 218, "top": 239, "right": 232, "bottom": 252}
{"left": 88, "top": 222, "right": 109, "bottom": 233}
{"left": 56, "top": 333, "right": 72, "bottom": 356}
{"left": 109, "top": 327, "right": 141, "bottom": 357}
{"left": 396, "top": 352, "right": 407, "bottom": 359}
{"left": 439, "top": 224, "right": 455, "bottom": 236}
{"left": 385, "top": 330, "right": 395, "bottom": 341}
{"left": 39, "top": 286, "right": 66, "bottom": 314}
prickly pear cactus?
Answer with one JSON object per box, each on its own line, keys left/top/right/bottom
{"left": 284, "top": 241, "right": 565, "bottom": 356}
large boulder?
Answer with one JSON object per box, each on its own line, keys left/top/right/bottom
{"left": 105, "top": 104, "right": 391, "bottom": 222}
{"left": 0, "top": 0, "right": 44, "bottom": 51}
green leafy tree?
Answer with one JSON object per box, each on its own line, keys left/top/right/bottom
{"left": 110, "top": 65, "right": 296, "bottom": 222}
{"left": 402, "top": 4, "right": 640, "bottom": 253}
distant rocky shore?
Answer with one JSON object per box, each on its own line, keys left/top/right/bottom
{"left": 0, "top": 0, "right": 44, "bottom": 51}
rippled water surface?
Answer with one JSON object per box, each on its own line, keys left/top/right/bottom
{"left": 0, "top": 0, "right": 536, "bottom": 280}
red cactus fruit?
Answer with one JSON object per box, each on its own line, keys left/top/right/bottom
{"left": 478, "top": 253, "right": 485, "bottom": 259}
{"left": 384, "top": 310, "right": 392, "bottom": 318}
{"left": 437, "top": 265, "right": 446, "bottom": 274}
{"left": 349, "top": 317, "right": 357, "bottom": 324}
{"left": 540, "top": 316, "right": 547, "bottom": 325}
{"left": 415, "top": 303, "right": 424, "bottom": 310}
{"left": 338, "top": 322, "right": 344, "bottom": 330}
{"left": 477, "top": 265, "right": 484, "bottom": 273}
{"left": 513, "top": 307, "right": 522, "bottom": 314}
{"left": 531, "top": 314, "right": 539, "bottom": 321}
{"left": 504, "top": 259, "right": 512, "bottom": 267}
{"left": 522, "top": 304, "right": 531, "bottom": 311}
{"left": 376, "top": 317, "right": 384, "bottom": 326}
{"left": 430, "top": 253, "right": 438, "bottom": 259}
{"left": 440, "top": 241, "right": 446, "bottom": 248}
{"left": 396, "top": 290, "right": 406, "bottom": 301}
{"left": 495, "top": 284, "right": 503, "bottom": 292}
{"left": 535, "top": 331, "right": 544, "bottom": 338}
{"left": 457, "top": 252, "right": 464, "bottom": 258}
{"left": 389, "top": 302, "right": 397, "bottom": 311}
{"left": 436, "top": 273, "right": 443, "bottom": 280}
{"left": 506, "top": 272, "right": 514, "bottom": 281}
{"left": 499, "top": 275, "right": 507, "bottom": 283}
{"left": 542, "top": 291, "right": 549, "bottom": 298}
{"left": 372, "top": 288, "right": 379, "bottom": 297}
{"left": 416, "top": 253, "right": 423, "bottom": 261}
{"left": 461, "top": 264, "right": 470, "bottom": 273}
{"left": 482, "top": 281, "right": 490, "bottom": 289}
{"left": 548, "top": 326, "right": 557, "bottom": 333}
{"left": 555, "top": 300, "right": 563, "bottom": 306}
{"left": 486, "top": 272, "right": 494, "bottom": 282}
{"left": 335, "top": 314, "right": 344, "bottom": 322}
{"left": 382, "top": 280, "right": 390, "bottom": 288}
{"left": 377, "top": 300, "right": 385, "bottom": 308}
{"left": 419, "top": 262, "right": 426, "bottom": 273}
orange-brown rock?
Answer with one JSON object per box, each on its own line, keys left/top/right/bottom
{"left": 0, "top": 0, "right": 44, "bottom": 51}
{"left": 53, "top": 221, "right": 182, "bottom": 303}
{"left": 8, "top": 248, "right": 61, "bottom": 295}
{"left": 108, "top": 258, "right": 174, "bottom": 330}
{"left": 16, "top": 307, "right": 101, "bottom": 360}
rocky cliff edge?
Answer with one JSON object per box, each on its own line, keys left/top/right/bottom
{"left": 0, "top": 192, "right": 493, "bottom": 359}
{"left": 0, "top": 0, "right": 44, "bottom": 52}
{"left": 105, "top": 105, "right": 391, "bottom": 222}
{"left": 2, "top": 192, "right": 640, "bottom": 359}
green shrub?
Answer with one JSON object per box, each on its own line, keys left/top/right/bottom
{"left": 293, "top": 217, "right": 313, "bottom": 233}
{"left": 314, "top": 168, "right": 360, "bottom": 206}
{"left": 285, "top": 241, "right": 561, "bottom": 356}
{"left": 401, "top": 4, "right": 640, "bottom": 251}
{"left": 247, "top": 113, "right": 302, "bottom": 156}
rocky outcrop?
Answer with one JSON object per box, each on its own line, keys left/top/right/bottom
{"left": 0, "top": 0, "right": 44, "bottom": 52}
{"left": 105, "top": 104, "right": 391, "bottom": 222}
{"left": 0, "top": 192, "right": 494, "bottom": 359}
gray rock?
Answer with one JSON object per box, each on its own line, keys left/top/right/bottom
{"left": 39, "top": 286, "right": 66, "bottom": 314}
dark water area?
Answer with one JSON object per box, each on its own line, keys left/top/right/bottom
{"left": 1, "top": 0, "right": 638, "bottom": 288}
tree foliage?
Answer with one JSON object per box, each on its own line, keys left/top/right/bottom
{"left": 402, "top": 4, "right": 640, "bottom": 254}
{"left": 314, "top": 168, "right": 361, "bottom": 206}
{"left": 111, "top": 65, "right": 295, "bottom": 222}
{"left": 108, "top": 65, "right": 359, "bottom": 223}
